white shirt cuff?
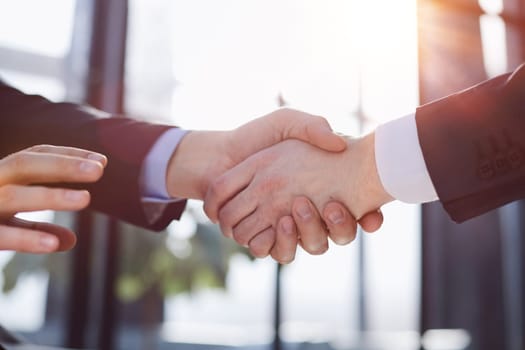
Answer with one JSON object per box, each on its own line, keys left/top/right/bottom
{"left": 374, "top": 113, "right": 438, "bottom": 203}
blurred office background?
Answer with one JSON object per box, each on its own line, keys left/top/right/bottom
{"left": 0, "top": 0, "right": 522, "bottom": 349}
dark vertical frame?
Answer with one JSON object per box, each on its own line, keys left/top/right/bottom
{"left": 273, "top": 264, "right": 282, "bottom": 350}
{"left": 65, "top": 212, "right": 95, "bottom": 348}
{"left": 418, "top": 1, "right": 505, "bottom": 348}
{"left": 65, "top": 0, "right": 128, "bottom": 349}
{"left": 499, "top": 202, "right": 524, "bottom": 350}
{"left": 499, "top": 5, "right": 525, "bottom": 349}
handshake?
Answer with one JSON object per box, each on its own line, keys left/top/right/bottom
{"left": 4, "top": 63, "right": 519, "bottom": 257}
{"left": 0, "top": 108, "right": 393, "bottom": 262}
{"left": 168, "top": 108, "right": 393, "bottom": 263}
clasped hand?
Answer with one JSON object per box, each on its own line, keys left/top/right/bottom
{"left": 166, "top": 108, "right": 386, "bottom": 263}
{"left": 203, "top": 136, "right": 387, "bottom": 263}
{"left": 0, "top": 109, "right": 386, "bottom": 260}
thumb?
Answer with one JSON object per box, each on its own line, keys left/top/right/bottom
{"left": 295, "top": 117, "right": 347, "bottom": 152}
{"left": 271, "top": 108, "right": 347, "bottom": 152}
{"left": 358, "top": 209, "right": 384, "bottom": 233}
{"left": 232, "top": 108, "right": 347, "bottom": 159}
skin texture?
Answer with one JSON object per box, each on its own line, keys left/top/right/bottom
{"left": 165, "top": 108, "right": 384, "bottom": 261}
{"left": 205, "top": 133, "right": 393, "bottom": 262}
{"left": 166, "top": 108, "right": 348, "bottom": 200}
{"left": 0, "top": 109, "right": 381, "bottom": 258}
{"left": 0, "top": 145, "right": 107, "bottom": 253}
{"left": 267, "top": 199, "right": 383, "bottom": 263}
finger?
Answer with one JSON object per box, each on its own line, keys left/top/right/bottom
{"left": 0, "top": 223, "right": 59, "bottom": 253}
{"left": 0, "top": 185, "right": 90, "bottom": 217}
{"left": 358, "top": 209, "right": 384, "bottom": 233}
{"left": 8, "top": 217, "right": 77, "bottom": 251}
{"left": 226, "top": 109, "right": 346, "bottom": 170}
{"left": 218, "top": 193, "right": 257, "bottom": 239}
{"left": 292, "top": 196, "right": 329, "bottom": 255}
{"left": 297, "top": 116, "right": 347, "bottom": 152}
{"left": 204, "top": 159, "right": 256, "bottom": 224}
{"left": 0, "top": 152, "right": 104, "bottom": 186}
{"left": 322, "top": 201, "right": 358, "bottom": 245}
{"left": 231, "top": 209, "right": 269, "bottom": 246}
{"left": 27, "top": 145, "right": 108, "bottom": 167}
{"left": 248, "top": 227, "right": 276, "bottom": 258}
{"left": 271, "top": 216, "right": 298, "bottom": 264}
{"left": 274, "top": 109, "right": 347, "bottom": 152}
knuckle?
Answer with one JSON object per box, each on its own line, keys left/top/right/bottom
{"left": 232, "top": 229, "right": 250, "bottom": 246}
{"left": 0, "top": 184, "right": 17, "bottom": 203}
{"left": 17, "top": 234, "right": 37, "bottom": 251}
{"left": 27, "top": 144, "right": 52, "bottom": 153}
{"left": 0, "top": 227, "right": 25, "bottom": 251}
{"left": 258, "top": 176, "right": 285, "bottom": 194}
{"left": 7, "top": 152, "right": 30, "bottom": 171}
{"left": 209, "top": 177, "right": 227, "bottom": 197}
{"left": 278, "top": 107, "right": 292, "bottom": 116}
{"left": 68, "top": 158, "right": 82, "bottom": 170}
{"left": 274, "top": 107, "right": 298, "bottom": 122}
{"left": 218, "top": 210, "right": 233, "bottom": 230}
{"left": 54, "top": 189, "right": 74, "bottom": 205}
{"left": 19, "top": 233, "right": 49, "bottom": 253}
{"left": 314, "top": 115, "right": 328, "bottom": 125}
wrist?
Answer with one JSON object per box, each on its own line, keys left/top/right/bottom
{"left": 166, "top": 130, "right": 230, "bottom": 200}
{"left": 343, "top": 132, "right": 394, "bottom": 218}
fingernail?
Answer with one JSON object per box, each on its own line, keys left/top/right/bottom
{"left": 221, "top": 226, "right": 233, "bottom": 239}
{"left": 295, "top": 201, "right": 312, "bottom": 220}
{"left": 328, "top": 209, "right": 345, "bottom": 225}
{"left": 87, "top": 153, "right": 107, "bottom": 165}
{"left": 40, "top": 236, "right": 58, "bottom": 250}
{"left": 281, "top": 219, "right": 294, "bottom": 234}
{"left": 65, "top": 190, "right": 86, "bottom": 202}
{"left": 79, "top": 161, "right": 99, "bottom": 172}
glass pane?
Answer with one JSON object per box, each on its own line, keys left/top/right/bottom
{"left": 125, "top": 0, "right": 420, "bottom": 348}
{"left": 0, "top": 0, "right": 79, "bottom": 347}
{"left": 0, "top": 0, "right": 75, "bottom": 57}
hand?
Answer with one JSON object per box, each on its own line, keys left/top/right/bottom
{"left": 166, "top": 108, "right": 347, "bottom": 200}
{"left": 204, "top": 134, "right": 393, "bottom": 260}
{"left": 0, "top": 145, "right": 107, "bottom": 253}
{"left": 251, "top": 199, "right": 384, "bottom": 263}
{"left": 167, "top": 108, "right": 370, "bottom": 258}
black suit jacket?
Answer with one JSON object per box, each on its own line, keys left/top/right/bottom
{"left": 0, "top": 81, "right": 185, "bottom": 231}
{"left": 416, "top": 63, "right": 525, "bottom": 222}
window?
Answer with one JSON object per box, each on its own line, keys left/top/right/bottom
{"left": 124, "top": 1, "right": 421, "bottom": 348}
{"left": 0, "top": 0, "right": 89, "bottom": 346}
{"left": 1, "top": 1, "right": 424, "bottom": 348}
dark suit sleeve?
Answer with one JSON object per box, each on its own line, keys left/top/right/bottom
{"left": 0, "top": 81, "right": 186, "bottom": 231}
{"left": 416, "top": 64, "right": 525, "bottom": 222}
